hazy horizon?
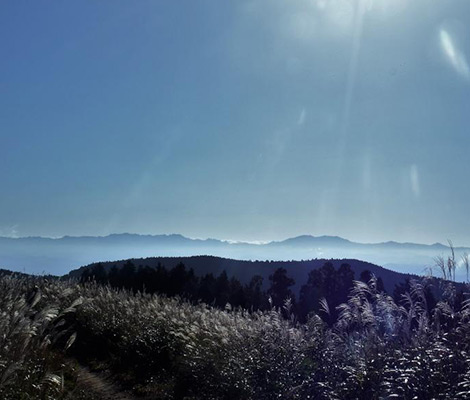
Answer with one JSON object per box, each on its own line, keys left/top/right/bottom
{"left": 0, "top": 231, "right": 465, "bottom": 248}
{"left": 2, "top": 1, "right": 470, "bottom": 246}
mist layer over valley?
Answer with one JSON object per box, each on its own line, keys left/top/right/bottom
{"left": 1, "top": 233, "right": 467, "bottom": 280}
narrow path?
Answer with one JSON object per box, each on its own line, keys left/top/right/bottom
{"left": 73, "top": 364, "right": 137, "bottom": 400}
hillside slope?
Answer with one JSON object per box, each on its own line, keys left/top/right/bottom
{"left": 2, "top": 234, "right": 464, "bottom": 278}
{"left": 69, "top": 255, "right": 418, "bottom": 294}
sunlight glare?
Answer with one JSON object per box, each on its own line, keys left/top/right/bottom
{"left": 440, "top": 28, "right": 470, "bottom": 81}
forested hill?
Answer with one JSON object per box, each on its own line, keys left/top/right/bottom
{"left": 2, "top": 233, "right": 466, "bottom": 278}
{"left": 69, "top": 255, "right": 416, "bottom": 295}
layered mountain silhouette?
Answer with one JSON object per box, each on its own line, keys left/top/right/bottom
{"left": 0, "top": 233, "right": 466, "bottom": 278}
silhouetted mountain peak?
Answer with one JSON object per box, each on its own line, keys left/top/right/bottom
{"left": 1, "top": 233, "right": 469, "bottom": 277}
{"left": 430, "top": 242, "right": 448, "bottom": 249}
{"left": 271, "top": 235, "right": 353, "bottom": 247}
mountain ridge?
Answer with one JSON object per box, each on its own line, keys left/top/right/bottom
{"left": 1, "top": 233, "right": 466, "bottom": 278}
{"left": 0, "top": 233, "right": 461, "bottom": 249}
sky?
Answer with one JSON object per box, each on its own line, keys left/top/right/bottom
{"left": 1, "top": 0, "right": 470, "bottom": 245}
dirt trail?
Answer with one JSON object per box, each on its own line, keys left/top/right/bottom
{"left": 74, "top": 364, "right": 137, "bottom": 400}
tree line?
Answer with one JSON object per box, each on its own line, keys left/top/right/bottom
{"left": 81, "top": 260, "right": 389, "bottom": 322}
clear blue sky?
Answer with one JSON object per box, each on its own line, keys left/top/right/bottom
{"left": 1, "top": 0, "right": 470, "bottom": 245}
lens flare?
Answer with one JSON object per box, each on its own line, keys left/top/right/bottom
{"left": 440, "top": 28, "right": 470, "bottom": 80}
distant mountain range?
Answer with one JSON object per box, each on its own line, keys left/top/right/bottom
{"left": 0, "top": 233, "right": 467, "bottom": 278}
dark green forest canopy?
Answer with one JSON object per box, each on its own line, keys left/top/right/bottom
{"left": 79, "top": 258, "right": 461, "bottom": 323}
{"left": 70, "top": 255, "right": 416, "bottom": 294}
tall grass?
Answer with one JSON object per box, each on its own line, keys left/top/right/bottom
{"left": 1, "top": 273, "right": 470, "bottom": 399}
{"left": 0, "top": 275, "right": 81, "bottom": 399}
